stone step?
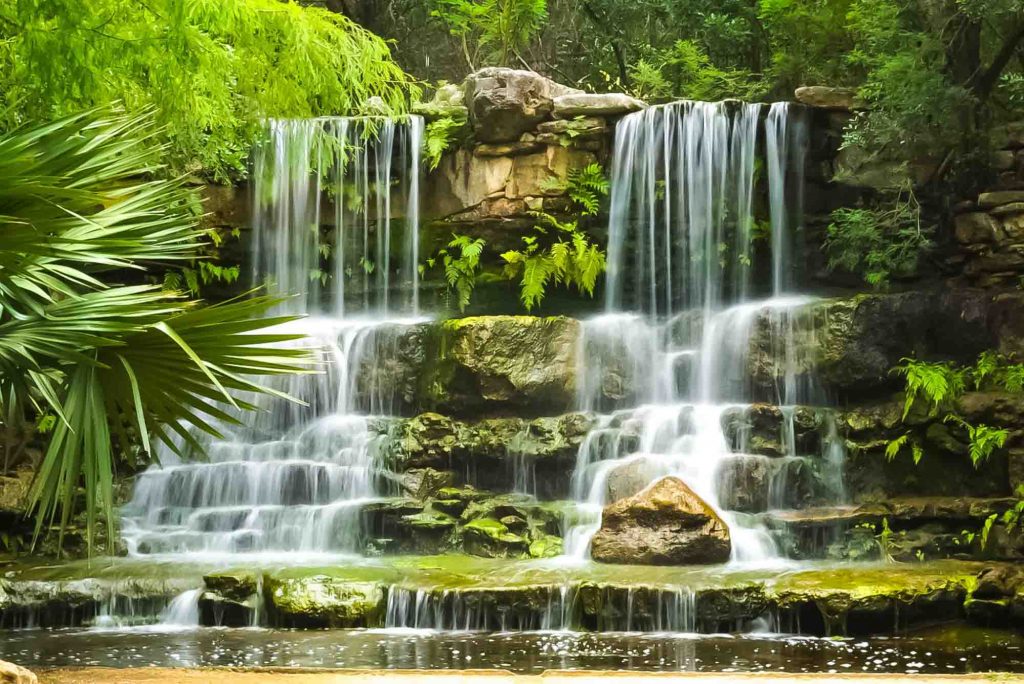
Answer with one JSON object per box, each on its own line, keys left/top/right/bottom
{"left": 759, "top": 497, "right": 1018, "bottom": 561}
{"left": 3, "top": 556, "right": 1013, "bottom": 636}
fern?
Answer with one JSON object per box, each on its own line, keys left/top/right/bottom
{"left": 943, "top": 414, "right": 1009, "bottom": 468}
{"left": 501, "top": 213, "right": 606, "bottom": 311}
{"left": 423, "top": 234, "right": 485, "bottom": 312}
{"left": 423, "top": 116, "right": 465, "bottom": 170}
{"left": 893, "top": 357, "right": 966, "bottom": 419}
{"left": 885, "top": 431, "right": 923, "bottom": 464}
{"left": 565, "top": 163, "right": 610, "bottom": 216}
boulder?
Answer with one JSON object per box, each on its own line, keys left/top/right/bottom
{"left": 0, "top": 661, "right": 36, "bottom": 684}
{"left": 464, "top": 68, "right": 580, "bottom": 143}
{"left": 590, "top": 476, "right": 731, "bottom": 565}
{"left": 264, "top": 575, "right": 384, "bottom": 628}
{"left": 552, "top": 93, "right": 646, "bottom": 118}
{"left": 794, "top": 86, "right": 856, "bottom": 110}
{"left": 604, "top": 456, "right": 664, "bottom": 502}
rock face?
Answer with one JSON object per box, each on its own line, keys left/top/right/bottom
{"left": 591, "top": 477, "right": 731, "bottom": 565}
{"left": 0, "top": 661, "right": 36, "bottom": 684}
{"left": 391, "top": 411, "right": 593, "bottom": 498}
{"left": 432, "top": 316, "right": 580, "bottom": 415}
{"left": 812, "top": 292, "right": 996, "bottom": 395}
{"left": 464, "top": 68, "right": 580, "bottom": 143}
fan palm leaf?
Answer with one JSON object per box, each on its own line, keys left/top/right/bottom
{"left": 0, "top": 108, "right": 312, "bottom": 553}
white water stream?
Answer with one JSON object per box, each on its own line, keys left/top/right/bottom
{"left": 561, "top": 101, "right": 837, "bottom": 566}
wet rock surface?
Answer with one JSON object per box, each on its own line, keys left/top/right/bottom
{"left": 427, "top": 316, "right": 581, "bottom": 416}
{"left": 591, "top": 477, "right": 732, "bottom": 565}
{"left": 1, "top": 556, "right": 1008, "bottom": 637}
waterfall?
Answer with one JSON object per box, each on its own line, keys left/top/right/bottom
{"left": 565, "top": 101, "right": 831, "bottom": 565}
{"left": 122, "top": 116, "right": 424, "bottom": 561}
{"left": 251, "top": 116, "right": 423, "bottom": 317}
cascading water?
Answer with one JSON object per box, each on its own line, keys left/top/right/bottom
{"left": 565, "top": 100, "right": 841, "bottom": 565}
{"left": 121, "top": 116, "right": 425, "bottom": 561}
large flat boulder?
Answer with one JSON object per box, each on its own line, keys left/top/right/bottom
{"left": 590, "top": 476, "right": 731, "bottom": 565}
{"left": 552, "top": 93, "right": 646, "bottom": 118}
{"left": 465, "top": 68, "right": 580, "bottom": 143}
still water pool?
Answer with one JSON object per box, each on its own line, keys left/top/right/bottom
{"left": 2, "top": 626, "right": 1022, "bottom": 674}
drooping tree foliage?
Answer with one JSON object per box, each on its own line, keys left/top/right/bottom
{"left": 0, "top": 109, "right": 313, "bottom": 550}
{"left": 0, "top": 0, "right": 417, "bottom": 180}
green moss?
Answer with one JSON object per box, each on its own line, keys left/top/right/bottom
{"left": 528, "top": 535, "right": 563, "bottom": 558}
{"left": 401, "top": 511, "right": 457, "bottom": 530}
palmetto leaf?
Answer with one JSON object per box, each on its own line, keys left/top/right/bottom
{"left": 0, "top": 108, "right": 312, "bottom": 553}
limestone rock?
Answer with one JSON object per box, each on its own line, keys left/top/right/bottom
{"left": 954, "top": 212, "right": 998, "bottom": 244}
{"left": 591, "top": 476, "right": 731, "bottom": 565}
{"left": 203, "top": 570, "right": 258, "bottom": 602}
{"left": 462, "top": 518, "right": 529, "bottom": 557}
{"left": 552, "top": 93, "right": 646, "bottom": 118}
{"left": 507, "top": 146, "right": 597, "bottom": 198}
{"left": 474, "top": 141, "right": 543, "bottom": 157}
{"left": 794, "top": 86, "right": 856, "bottom": 109}
{"left": 432, "top": 316, "right": 581, "bottom": 415}
{"left": 814, "top": 292, "right": 995, "bottom": 394}
{"left": 264, "top": 576, "right": 384, "bottom": 627}
{"left": 604, "top": 456, "right": 664, "bottom": 503}
{"left": 464, "top": 68, "right": 580, "bottom": 143}
{"left": 398, "top": 468, "right": 455, "bottom": 499}
{"left": 978, "top": 191, "right": 1024, "bottom": 209}
{"left": 0, "top": 661, "right": 36, "bottom": 684}
{"left": 992, "top": 201, "right": 1024, "bottom": 217}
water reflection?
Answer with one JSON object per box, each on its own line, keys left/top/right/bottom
{"left": 1, "top": 627, "right": 1021, "bottom": 674}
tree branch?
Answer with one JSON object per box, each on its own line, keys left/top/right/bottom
{"left": 970, "top": 21, "right": 1024, "bottom": 99}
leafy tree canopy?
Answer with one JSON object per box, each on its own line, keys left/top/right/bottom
{"left": 0, "top": 0, "right": 417, "bottom": 180}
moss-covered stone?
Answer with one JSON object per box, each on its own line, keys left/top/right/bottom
{"left": 263, "top": 575, "right": 385, "bottom": 628}
{"left": 461, "top": 518, "right": 529, "bottom": 557}
{"left": 528, "top": 535, "right": 564, "bottom": 558}
{"left": 203, "top": 570, "right": 258, "bottom": 602}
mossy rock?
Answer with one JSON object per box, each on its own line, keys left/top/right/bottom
{"left": 528, "top": 535, "right": 563, "bottom": 558}
{"left": 400, "top": 511, "right": 457, "bottom": 530}
{"left": 427, "top": 315, "right": 581, "bottom": 416}
{"left": 462, "top": 518, "right": 529, "bottom": 558}
{"left": 203, "top": 570, "right": 258, "bottom": 602}
{"left": 263, "top": 575, "right": 385, "bottom": 628}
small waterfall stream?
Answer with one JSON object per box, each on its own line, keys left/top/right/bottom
{"left": 122, "top": 116, "right": 425, "bottom": 561}
{"left": 563, "top": 100, "right": 837, "bottom": 565}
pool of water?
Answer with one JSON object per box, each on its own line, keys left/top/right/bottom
{"left": 2, "top": 626, "right": 1022, "bottom": 674}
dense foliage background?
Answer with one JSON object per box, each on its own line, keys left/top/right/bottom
{"left": 328, "top": 0, "right": 1023, "bottom": 186}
